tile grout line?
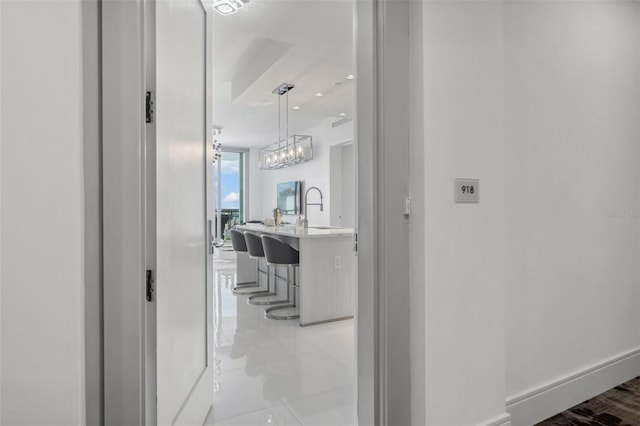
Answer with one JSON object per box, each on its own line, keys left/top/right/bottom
{"left": 282, "top": 384, "right": 356, "bottom": 426}
{"left": 206, "top": 403, "right": 288, "bottom": 425}
{"left": 281, "top": 402, "right": 305, "bottom": 426}
{"left": 284, "top": 383, "right": 355, "bottom": 406}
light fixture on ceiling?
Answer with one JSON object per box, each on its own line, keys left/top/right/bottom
{"left": 259, "top": 83, "right": 313, "bottom": 170}
{"left": 292, "top": 106, "right": 301, "bottom": 110}
{"left": 346, "top": 74, "right": 354, "bottom": 80}
{"left": 339, "top": 112, "right": 347, "bottom": 117}
{"left": 212, "top": 0, "right": 249, "bottom": 16}
{"left": 212, "top": 127, "right": 222, "bottom": 164}
{"left": 315, "top": 92, "right": 324, "bottom": 97}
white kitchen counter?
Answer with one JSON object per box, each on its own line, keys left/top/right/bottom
{"left": 237, "top": 223, "right": 353, "bottom": 239}
{"left": 234, "top": 224, "right": 355, "bottom": 326}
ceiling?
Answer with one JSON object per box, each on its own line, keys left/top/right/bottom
{"left": 212, "top": 0, "right": 353, "bottom": 148}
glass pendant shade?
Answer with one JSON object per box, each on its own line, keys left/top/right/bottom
{"left": 259, "top": 135, "right": 313, "bottom": 170}
{"left": 259, "top": 83, "right": 314, "bottom": 170}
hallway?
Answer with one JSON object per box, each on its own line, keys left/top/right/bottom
{"left": 206, "top": 245, "right": 356, "bottom": 425}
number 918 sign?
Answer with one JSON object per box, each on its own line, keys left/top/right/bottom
{"left": 455, "top": 178, "right": 479, "bottom": 203}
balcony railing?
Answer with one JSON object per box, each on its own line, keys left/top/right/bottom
{"left": 215, "top": 208, "right": 241, "bottom": 239}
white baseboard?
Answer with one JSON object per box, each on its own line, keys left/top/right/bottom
{"left": 506, "top": 347, "right": 640, "bottom": 426}
{"left": 479, "top": 412, "right": 512, "bottom": 426}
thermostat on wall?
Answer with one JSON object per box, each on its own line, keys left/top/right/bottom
{"left": 455, "top": 178, "right": 479, "bottom": 203}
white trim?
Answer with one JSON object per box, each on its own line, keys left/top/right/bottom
{"left": 143, "top": 0, "right": 157, "bottom": 423}
{"left": 82, "top": 1, "right": 103, "bottom": 425}
{"left": 506, "top": 347, "right": 640, "bottom": 426}
{"left": 408, "top": 0, "right": 426, "bottom": 424}
{"left": 354, "top": 0, "right": 378, "bottom": 423}
{"left": 102, "top": 0, "right": 147, "bottom": 423}
{"left": 0, "top": 2, "right": 3, "bottom": 423}
{"left": 355, "top": 0, "right": 412, "bottom": 424}
{"left": 479, "top": 413, "right": 512, "bottom": 426}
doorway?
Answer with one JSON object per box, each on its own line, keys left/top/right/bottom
{"left": 206, "top": 1, "right": 358, "bottom": 423}
{"left": 98, "top": 0, "right": 413, "bottom": 424}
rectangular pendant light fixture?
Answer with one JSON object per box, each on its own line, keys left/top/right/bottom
{"left": 259, "top": 83, "right": 314, "bottom": 170}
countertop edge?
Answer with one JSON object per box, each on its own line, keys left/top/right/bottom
{"left": 235, "top": 225, "right": 354, "bottom": 239}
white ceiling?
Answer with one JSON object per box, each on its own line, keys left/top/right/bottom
{"left": 212, "top": 0, "right": 353, "bottom": 148}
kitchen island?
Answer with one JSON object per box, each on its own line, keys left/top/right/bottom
{"left": 234, "top": 224, "right": 355, "bottom": 326}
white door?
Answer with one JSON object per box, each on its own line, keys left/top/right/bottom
{"left": 153, "top": 1, "right": 213, "bottom": 424}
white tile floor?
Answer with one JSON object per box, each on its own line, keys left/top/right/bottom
{"left": 205, "top": 245, "right": 356, "bottom": 425}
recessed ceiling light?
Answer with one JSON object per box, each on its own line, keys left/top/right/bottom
{"left": 213, "top": 0, "right": 237, "bottom": 15}
{"left": 339, "top": 112, "right": 347, "bottom": 117}
{"left": 315, "top": 92, "right": 324, "bottom": 97}
{"left": 212, "top": 0, "right": 248, "bottom": 16}
{"left": 292, "top": 106, "right": 301, "bottom": 110}
{"left": 346, "top": 74, "right": 354, "bottom": 80}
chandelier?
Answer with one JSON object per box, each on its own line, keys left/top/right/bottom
{"left": 259, "top": 83, "right": 313, "bottom": 170}
{"left": 212, "top": 127, "right": 222, "bottom": 165}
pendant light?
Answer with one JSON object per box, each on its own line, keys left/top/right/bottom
{"left": 259, "top": 83, "right": 313, "bottom": 170}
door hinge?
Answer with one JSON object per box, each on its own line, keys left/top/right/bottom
{"left": 353, "top": 232, "right": 358, "bottom": 254}
{"left": 145, "top": 91, "right": 155, "bottom": 123}
{"left": 146, "top": 269, "right": 154, "bottom": 302}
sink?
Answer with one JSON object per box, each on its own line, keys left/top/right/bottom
{"left": 308, "top": 226, "right": 345, "bottom": 230}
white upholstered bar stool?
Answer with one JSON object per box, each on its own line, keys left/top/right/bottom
{"left": 261, "top": 235, "right": 300, "bottom": 320}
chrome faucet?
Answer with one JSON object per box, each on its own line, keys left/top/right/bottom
{"left": 302, "top": 186, "right": 323, "bottom": 228}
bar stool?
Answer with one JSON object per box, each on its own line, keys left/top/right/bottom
{"left": 229, "top": 229, "right": 266, "bottom": 295}
{"left": 243, "top": 232, "right": 288, "bottom": 306}
{"left": 261, "top": 235, "right": 300, "bottom": 320}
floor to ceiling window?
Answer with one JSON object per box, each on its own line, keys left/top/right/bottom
{"left": 214, "top": 150, "right": 246, "bottom": 241}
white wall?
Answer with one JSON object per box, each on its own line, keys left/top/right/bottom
{"left": 248, "top": 148, "right": 263, "bottom": 220}
{"left": 504, "top": 2, "right": 640, "bottom": 424}
{"left": 0, "top": 1, "right": 86, "bottom": 425}
{"left": 340, "top": 144, "right": 355, "bottom": 227}
{"left": 329, "top": 145, "right": 343, "bottom": 225}
{"left": 329, "top": 142, "right": 355, "bottom": 227}
{"left": 252, "top": 118, "right": 353, "bottom": 225}
{"left": 418, "top": 2, "right": 509, "bottom": 425}
{"left": 413, "top": 2, "right": 640, "bottom": 425}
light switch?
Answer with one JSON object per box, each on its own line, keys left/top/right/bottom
{"left": 455, "top": 178, "right": 479, "bottom": 203}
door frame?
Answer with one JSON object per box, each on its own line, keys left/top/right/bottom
{"left": 93, "top": 0, "right": 412, "bottom": 424}
{"left": 99, "top": 0, "right": 213, "bottom": 424}
{"left": 355, "top": 0, "right": 412, "bottom": 424}
{"left": 100, "top": 0, "right": 148, "bottom": 424}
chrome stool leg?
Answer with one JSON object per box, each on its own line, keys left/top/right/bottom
{"left": 265, "top": 265, "right": 299, "bottom": 320}
{"left": 229, "top": 229, "right": 265, "bottom": 295}
{"left": 248, "top": 263, "right": 288, "bottom": 305}
{"left": 233, "top": 258, "right": 269, "bottom": 295}
{"left": 231, "top": 281, "right": 261, "bottom": 294}
{"left": 231, "top": 259, "right": 269, "bottom": 296}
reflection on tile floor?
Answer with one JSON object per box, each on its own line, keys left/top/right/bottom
{"left": 205, "top": 246, "right": 356, "bottom": 425}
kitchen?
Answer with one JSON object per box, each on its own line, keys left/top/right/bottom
{"left": 206, "top": 0, "right": 357, "bottom": 424}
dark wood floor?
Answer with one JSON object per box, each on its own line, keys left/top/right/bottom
{"left": 536, "top": 377, "right": 640, "bottom": 426}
